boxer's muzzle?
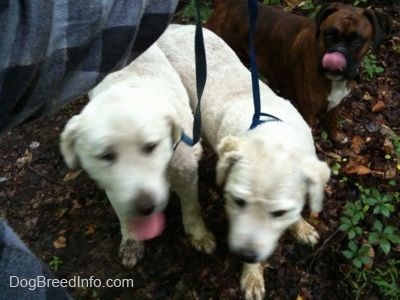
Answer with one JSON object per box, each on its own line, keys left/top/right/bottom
{"left": 322, "top": 46, "right": 360, "bottom": 80}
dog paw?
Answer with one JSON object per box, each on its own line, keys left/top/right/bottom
{"left": 119, "top": 239, "right": 144, "bottom": 268}
{"left": 190, "top": 230, "right": 216, "bottom": 254}
{"left": 240, "top": 263, "right": 265, "bottom": 300}
{"left": 290, "top": 219, "right": 319, "bottom": 245}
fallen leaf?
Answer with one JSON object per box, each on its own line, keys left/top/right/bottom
{"left": 15, "top": 150, "right": 33, "bottom": 168}
{"left": 85, "top": 224, "right": 96, "bottom": 235}
{"left": 351, "top": 136, "right": 364, "bottom": 154}
{"left": 53, "top": 236, "right": 67, "bottom": 249}
{"left": 363, "top": 91, "right": 373, "bottom": 101}
{"left": 342, "top": 162, "right": 371, "bottom": 175}
{"left": 383, "top": 137, "right": 394, "bottom": 154}
{"left": 71, "top": 200, "right": 82, "bottom": 212}
{"left": 362, "top": 239, "right": 375, "bottom": 270}
{"left": 356, "top": 165, "right": 372, "bottom": 175}
{"left": 372, "top": 100, "right": 385, "bottom": 112}
{"left": 63, "top": 170, "right": 82, "bottom": 182}
{"left": 296, "top": 294, "right": 307, "bottom": 300}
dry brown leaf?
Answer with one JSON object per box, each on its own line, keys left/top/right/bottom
{"left": 55, "top": 208, "right": 68, "bottom": 219}
{"left": 363, "top": 91, "right": 373, "bottom": 101}
{"left": 71, "top": 200, "right": 82, "bottom": 211}
{"left": 296, "top": 294, "right": 306, "bottom": 300}
{"left": 16, "top": 150, "right": 33, "bottom": 168}
{"left": 372, "top": 100, "right": 385, "bottom": 112}
{"left": 342, "top": 161, "right": 358, "bottom": 174}
{"left": 63, "top": 170, "right": 82, "bottom": 182}
{"left": 362, "top": 239, "right": 375, "bottom": 270}
{"left": 342, "top": 162, "right": 371, "bottom": 175}
{"left": 383, "top": 137, "right": 394, "bottom": 154}
{"left": 356, "top": 165, "right": 372, "bottom": 175}
{"left": 85, "top": 224, "right": 96, "bottom": 235}
{"left": 53, "top": 236, "right": 67, "bottom": 249}
{"left": 351, "top": 136, "right": 364, "bottom": 154}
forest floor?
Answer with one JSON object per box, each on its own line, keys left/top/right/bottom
{"left": 0, "top": 1, "right": 399, "bottom": 299}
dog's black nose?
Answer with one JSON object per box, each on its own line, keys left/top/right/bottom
{"left": 134, "top": 192, "right": 156, "bottom": 216}
{"left": 236, "top": 249, "right": 259, "bottom": 263}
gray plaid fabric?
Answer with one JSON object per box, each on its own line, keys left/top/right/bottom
{"left": 0, "top": 0, "right": 178, "bottom": 298}
{"left": 0, "top": 0, "right": 178, "bottom": 134}
{"left": 0, "top": 222, "right": 73, "bottom": 299}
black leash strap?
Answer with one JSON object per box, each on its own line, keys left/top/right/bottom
{"left": 248, "top": 0, "right": 281, "bottom": 130}
{"left": 179, "top": 0, "right": 206, "bottom": 147}
{"left": 192, "top": 0, "right": 207, "bottom": 144}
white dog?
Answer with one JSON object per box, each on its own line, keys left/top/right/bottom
{"left": 60, "top": 43, "right": 215, "bottom": 269}
{"left": 157, "top": 24, "right": 330, "bottom": 300}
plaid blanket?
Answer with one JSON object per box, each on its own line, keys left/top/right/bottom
{"left": 0, "top": 0, "right": 178, "bottom": 298}
{"left": 0, "top": 0, "right": 178, "bottom": 134}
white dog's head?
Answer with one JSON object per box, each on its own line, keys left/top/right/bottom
{"left": 216, "top": 133, "right": 330, "bottom": 263}
{"left": 60, "top": 85, "right": 182, "bottom": 241}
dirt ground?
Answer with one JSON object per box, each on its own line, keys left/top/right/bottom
{"left": 0, "top": 2, "right": 399, "bottom": 300}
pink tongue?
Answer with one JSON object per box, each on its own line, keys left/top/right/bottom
{"left": 322, "top": 52, "right": 347, "bottom": 71}
{"left": 129, "top": 212, "right": 165, "bottom": 241}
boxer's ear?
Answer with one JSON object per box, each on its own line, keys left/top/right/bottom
{"left": 364, "top": 9, "right": 392, "bottom": 51}
{"left": 315, "top": 3, "right": 340, "bottom": 38}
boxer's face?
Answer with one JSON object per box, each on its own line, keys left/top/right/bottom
{"left": 317, "top": 7, "right": 374, "bottom": 81}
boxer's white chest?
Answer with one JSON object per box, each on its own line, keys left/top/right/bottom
{"left": 327, "top": 80, "right": 351, "bottom": 111}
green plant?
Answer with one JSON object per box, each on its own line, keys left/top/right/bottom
{"left": 362, "top": 51, "right": 384, "bottom": 81}
{"left": 353, "top": 0, "right": 368, "bottom": 6}
{"left": 339, "top": 200, "right": 364, "bottom": 238}
{"left": 339, "top": 184, "right": 400, "bottom": 267}
{"left": 339, "top": 183, "right": 400, "bottom": 298}
{"left": 331, "top": 157, "right": 347, "bottom": 175}
{"left": 343, "top": 260, "right": 400, "bottom": 299}
{"left": 181, "top": 0, "right": 213, "bottom": 22}
{"left": 368, "top": 220, "right": 400, "bottom": 255}
{"left": 344, "top": 268, "right": 370, "bottom": 299}
{"left": 301, "top": 2, "right": 322, "bottom": 19}
{"left": 49, "top": 256, "right": 63, "bottom": 271}
{"left": 301, "top": 0, "right": 315, "bottom": 11}
{"left": 371, "top": 259, "right": 400, "bottom": 298}
{"left": 361, "top": 188, "right": 395, "bottom": 218}
{"left": 342, "top": 240, "right": 372, "bottom": 269}
{"left": 262, "top": 0, "right": 281, "bottom": 4}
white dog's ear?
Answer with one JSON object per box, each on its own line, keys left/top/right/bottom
{"left": 302, "top": 156, "right": 331, "bottom": 214}
{"left": 60, "top": 116, "right": 81, "bottom": 169}
{"left": 216, "top": 136, "right": 242, "bottom": 187}
{"left": 167, "top": 115, "right": 183, "bottom": 149}
{"left": 216, "top": 136, "right": 240, "bottom": 157}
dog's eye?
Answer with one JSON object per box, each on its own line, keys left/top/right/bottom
{"left": 98, "top": 152, "right": 116, "bottom": 162}
{"left": 270, "top": 210, "right": 287, "bottom": 218}
{"left": 352, "top": 38, "right": 364, "bottom": 47}
{"left": 233, "top": 197, "right": 247, "bottom": 208}
{"left": 143, "top": 142, "right": 158, "bottom": 154}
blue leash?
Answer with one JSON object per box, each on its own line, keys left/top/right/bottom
{"left": 248, "top": 0, "right": 281, "bottom": 130}
{"left": 182, "top": 0, "right": 280, "bottom": 147}
{"left": 181, "top": 0, "right": 206, "bottom": 147}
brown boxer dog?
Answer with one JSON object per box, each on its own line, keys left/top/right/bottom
{"left": 205, "top": 1, "right": 391, "bottom": 142}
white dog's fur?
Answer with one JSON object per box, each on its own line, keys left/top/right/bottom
{"left": 60, "top": 43, "right": 215, "bottom": 269}
{"left": 157, "top": 24, "right": 330, "bottom": 299}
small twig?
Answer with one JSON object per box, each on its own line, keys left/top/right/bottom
{"left": 306, "top": 229, "right": 340, "bottom": 274}
{"left": 27, "top": 163, "right": 65, "bottom": 187}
